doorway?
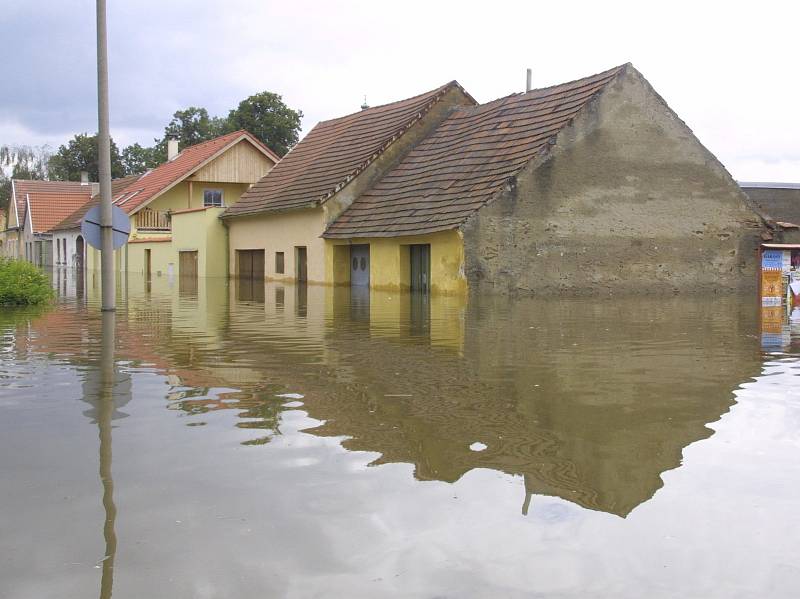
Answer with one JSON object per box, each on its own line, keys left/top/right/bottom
{"left": 144, "top": 249, "right": 152, "bottom": 280}
{"left": 350, "top": 244, "right": 370, "bottom": 287}
{"left": 179, "top": 250, "right": 198, "bottom": 295}
{"left": 295, "top": 246, "right": 308, "bottom": 282}
{"left": 76, "top": 236, "right": 85, "bottom": 271}
{"left": 410, "top": 244, "right": 431, "bottom": 292}
{"left": 236, "top": 249, "right": 265, "bottom": 279}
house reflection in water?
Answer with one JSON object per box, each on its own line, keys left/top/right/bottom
{"left": 24, "top": 277, "right": 762, "bottom": 518}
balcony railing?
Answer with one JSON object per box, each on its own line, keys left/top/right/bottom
{"left": 136, "top": 208, "right": 171, "bottom": 231}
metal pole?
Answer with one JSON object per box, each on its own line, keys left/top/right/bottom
{"left": 97, "top": 0, "right": 114, "bottom": 311}
{"left": 526, "top": 68, "right": 532, "bottom": 92}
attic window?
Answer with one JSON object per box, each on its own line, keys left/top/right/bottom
{"left": 203, "top": 189, "right": 224, "bottom": 207}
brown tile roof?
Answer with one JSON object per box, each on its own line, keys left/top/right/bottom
{"left": 24, "top": 190, "right": 93, "bottom": 233}
{"left": 324, "top": 65, "right": 627, "bottom": 238}
{"left": 111, "top": 173, "right": 143, "bottom": 196}
{"left": 12, "top": 180, "right": 88, "bottom": 227}
{"left": 222, "top": 81, "right": 475, "bottom": 218}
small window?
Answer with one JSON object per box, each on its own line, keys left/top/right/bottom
{"left": 203, "top": 189, "right": 224, "bottom": 207}
{"left": 275, "top": 251, "right": 285, "bottom": 274}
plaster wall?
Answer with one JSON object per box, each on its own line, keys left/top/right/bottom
{"left": 462, "top": 67, "right": 764, "bottom": 295}
{"left": 325, "top": 229, "right": 466, "bottom": 294}
{"left": 227, "top": 208, "right": 327, "bottom": 283}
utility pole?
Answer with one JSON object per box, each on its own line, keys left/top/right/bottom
{"left": 96, "top": 0, "right": 114, "bottom": 311}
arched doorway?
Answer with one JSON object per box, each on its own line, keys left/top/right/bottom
{"left": 75, "top": 235, "right": 86, "bottom": 299}
{"left": 75, "top": 236, "right": 85, "bottom": 271}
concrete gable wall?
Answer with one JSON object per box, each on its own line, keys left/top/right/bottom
{"left": 462, "top": 67, "right": 765, "bottom": 295}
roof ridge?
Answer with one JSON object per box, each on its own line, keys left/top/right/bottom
{"left": 324, "top": 64, "right": 628, "bottom": 239}
{"left": 318, "top": 81, "right": 470, "bottom": 126}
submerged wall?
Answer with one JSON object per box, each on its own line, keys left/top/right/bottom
{"left": 462, "top": 67, "right": 765, "bottom": 295}
{"left": 227, "top": 208, "right": 328, "bottom": 283}
{"left": 325, "top": 229, "right": 466, "bottom": 294}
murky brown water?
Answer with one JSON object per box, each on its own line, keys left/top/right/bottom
{"left": 2, "top": 273, "right": 800, "bottom": 598}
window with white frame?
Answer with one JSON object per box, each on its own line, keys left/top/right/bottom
{"left": 203, "top": 189, "right": 224, "bottom": 207}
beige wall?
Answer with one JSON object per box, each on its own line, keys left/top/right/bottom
{"left": 227, "top": 208, "right": 327, "bottom": 282}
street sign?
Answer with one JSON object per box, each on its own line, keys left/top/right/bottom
{"left": 81, "top": 205, "right": 131, "bottom": 250}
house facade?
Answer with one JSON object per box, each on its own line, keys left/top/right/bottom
{"left": 0, "top": 180, "right": 95, "bottom": 267}
{"left": 222, "top": 82, "right": 476, "bottom": 287}
{"left": 323, "top": 64, "right": 766, "bottom": 295}
{"left": 52, "top": 130, "right": 279, "bottom": 280}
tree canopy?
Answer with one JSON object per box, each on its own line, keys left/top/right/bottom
{"left": 48, "top": 133, "right": 125, "bottom": 182}
{"left": 1, "top": 90, "right": 301, "bottom": 203}
{"left": 227, "top": 92, "right": 302, "bottom": 157}
{"left": 0, "top": 145, "right": 52, "bottom": 210}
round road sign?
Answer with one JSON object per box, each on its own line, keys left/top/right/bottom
{"left": 81, "top": 205, "right": 131, "bottom": 250}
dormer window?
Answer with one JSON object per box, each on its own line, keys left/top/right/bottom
{"left": 203, "top": 189, "right": 223, "bottom": 207}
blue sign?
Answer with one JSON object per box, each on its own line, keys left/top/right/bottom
{"left": 81, "top": 205, "right": 130, "bottom": 250}
{"left": 762, "top": 250, "right": 783, "bottom": 270}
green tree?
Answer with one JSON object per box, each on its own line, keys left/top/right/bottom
{"left": 121, "top": 143, "right": 161, "bottom": 174}
{"left": 48, "top": 133, "right": 125, "bottom": 182}
{"left": 0, "top": 145, "right": 51, "bottom": 210}
{"left": 163, "top": 107, "right": 227, "bottom": 149}
{"left": 227, "top": 91, "right": 302, "bottom": 156}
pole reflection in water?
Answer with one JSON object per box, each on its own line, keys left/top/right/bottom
{"left": 97, "top": 311, "right": 117, "bottom": 598}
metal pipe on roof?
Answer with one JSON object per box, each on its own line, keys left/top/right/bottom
{"left": 526, "top": 68, "right": 532, "bottom": 92}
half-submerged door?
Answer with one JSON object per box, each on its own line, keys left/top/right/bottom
{"left": 410, "top": 244, "right": 430, "bottom": 292}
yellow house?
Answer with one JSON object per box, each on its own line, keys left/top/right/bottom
{"left": 221, "top": 82, "right": 477, "bottom": 294}
{"left": 52, "top": 130, "right": 279, "bottom": 280}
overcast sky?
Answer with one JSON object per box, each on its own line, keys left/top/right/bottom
{"left": 2, "top": 0, "right": 798, "bottom": 181}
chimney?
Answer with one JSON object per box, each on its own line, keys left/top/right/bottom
{"left": 526, "top": 68, "right": 532, "bottom": 92}
{"left": 167, "top": 136, "right": 179, "bottom": 161}
{"left": 80, "top": 170, "right": 89, "bottom": 185}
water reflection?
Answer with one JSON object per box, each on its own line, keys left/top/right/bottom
{"left": 10, "top": 276, "right": 766, "bottom": 518}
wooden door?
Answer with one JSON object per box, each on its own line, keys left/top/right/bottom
{"left": 180, "top": 251, "right": 198, "bottom": 278}
{"left": 410, "top": 244, "right": 431, "bottom": 292}
{"left": 179, "top": 251, "right": 198, "bottom": 294}
{"left": 236, "top": 250, "right": 264, "bottom": 279}
{"left": 144, "top": 249, "right": 151, "bottom": 280}
{"left": 296, "top": 246, "right": 308, "bottom": 282}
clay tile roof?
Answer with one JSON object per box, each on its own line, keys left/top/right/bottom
{"left": 50, "top": 174, "right": 146, "bottom": 232}
{"left": 324, "top": 65, "right": 627, "bottom": 238}
{"left": 223, "top": 81, "right": 474, "bottom": 219}
{"left": 113, "top": 130, "right": 278, "bottom": 215}
{"left": 25, "top": 190, "right": 94, "bottom": 233}
{"left": 12, "top": 180, "right": 88, "bottom": 226}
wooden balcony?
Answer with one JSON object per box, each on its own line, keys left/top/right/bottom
{"left": 136, "top": 208, "right": 171, "bottom": 231}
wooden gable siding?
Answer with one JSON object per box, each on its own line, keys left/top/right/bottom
{"left": 189, "top": 140, "right": 274, "bottom": 184}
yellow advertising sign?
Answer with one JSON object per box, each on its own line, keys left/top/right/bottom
{"left": 761, "top": 270, "right": 783, "bottom": 303}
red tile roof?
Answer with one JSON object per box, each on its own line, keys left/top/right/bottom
{"left": 223, "top": 81, "right": 475, "bottom": 218}
{"left": 12, "top": 180, "right": 88, "bottom": 227}
{"left": 51, "top": 131, "right": 277, "bottom": 231}
{"left": 324, "top": 65, "right": 626, "bottom": 238}
{"left": 24, "top": 190, "right": 93, "bottom": 233}
{"left": 50, "top": 174, "right": 144, "bottom": 232}
{"left": 113, "top": 130, "right": 276, "bottom": 215}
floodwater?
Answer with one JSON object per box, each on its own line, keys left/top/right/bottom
{"left": 2, "top": 273, "right": 800, "bottom": 598}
